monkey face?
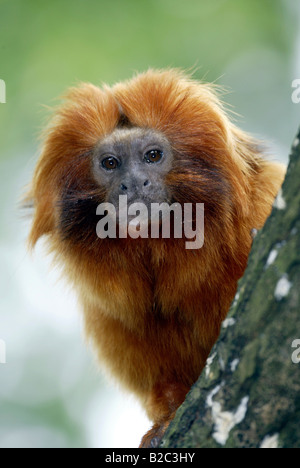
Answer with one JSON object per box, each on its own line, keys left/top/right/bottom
{"left": 92, "top": 127, "right": 174, "bottom": 218}
{"left": 28, "top": 69, "right": 283, "bottom": 253}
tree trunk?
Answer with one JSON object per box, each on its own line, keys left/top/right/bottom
{"left": 162, "top": 130, "right": 300, "bottom": 449}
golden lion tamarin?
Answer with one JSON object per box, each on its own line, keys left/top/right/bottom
{"left": 26, "top": 69, "right": 285, "bottom": 447}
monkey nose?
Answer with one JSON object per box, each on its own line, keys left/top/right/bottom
{"left": 120, "top": 180, "right": 151, "bottom": 192}
{"left": 120, "top": 183, "right": 128, "bottom": 192}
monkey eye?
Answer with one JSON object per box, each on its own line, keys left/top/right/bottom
{"left": 144, "top": 149, "right": 164, "bottom": 164}
{"left": 101, "top": 157, "right": 120, "bottom": 171}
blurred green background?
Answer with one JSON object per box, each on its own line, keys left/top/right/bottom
{"left": 0, "top": 0, "right": 299, "bottom": 448}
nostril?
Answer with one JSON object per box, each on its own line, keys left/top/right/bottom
{"left": 144, "top": 180, "right": 150, "bottom": 187}
{"left": 120, "top": 183, "right": 128, "bottom": 191}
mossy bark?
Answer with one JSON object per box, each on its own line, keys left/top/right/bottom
{"left": 162, "top": 130, "right": 300, "bottom": 449}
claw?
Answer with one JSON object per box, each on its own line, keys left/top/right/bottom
{"left": 150, "top": 436, "right": 161, "bottom": 448}
{"left": 139, "top": 421, "right": 169, "bottom": 448}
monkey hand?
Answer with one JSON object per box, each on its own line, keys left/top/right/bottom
{"left": 139, "top": 382, "right": 189, "bottom": 448}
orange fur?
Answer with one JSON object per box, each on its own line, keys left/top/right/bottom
{"left": 27, "top": 69, "right": 286, "bottom": 447}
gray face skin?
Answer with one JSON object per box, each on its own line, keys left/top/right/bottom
{"left": 92, "top": 127, "right": 174, "bottom": 214}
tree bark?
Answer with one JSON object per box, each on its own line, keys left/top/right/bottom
{"left": 162, "top": 130, "right": 300, "bottom": 449}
